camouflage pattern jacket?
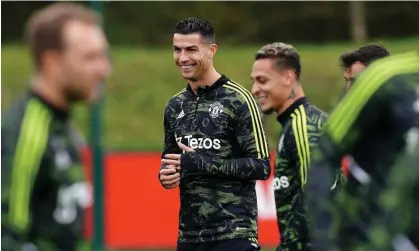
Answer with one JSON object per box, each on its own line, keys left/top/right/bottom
{"left": 274, "top": 97, "right": 330, "bottom": 251}
{"left": 160, "top": 75, "right": 271, "bottom": 243}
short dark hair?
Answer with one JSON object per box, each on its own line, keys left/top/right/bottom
{"left": 25, "top": 2, "right": 99, "bottom": 69}
{"left": 255, "top": 42, "right": 301, "bottom": 80}
{"left": 173, "top": 17, "right": 215, "bottom": 43}
{"left": 339, "top": 44, "right": 390, "bottom": 70}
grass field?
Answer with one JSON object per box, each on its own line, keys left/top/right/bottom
{"left": 2, "top": 37, "right": 419, "bottom": 152}
{"left": 2, "top": 38, "right": 418, "bottom": 251}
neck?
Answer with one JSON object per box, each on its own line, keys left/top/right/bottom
{"left": 189, "top": 67, "right": 221, "bottom": 93}
{"left": 31, "top": 74, "right": 69, "bottom": 110}
{"left": 276, "top": 84, "right": 305, "bottom": 114}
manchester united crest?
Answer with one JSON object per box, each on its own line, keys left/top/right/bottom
{"left": 209, "top": 101, "right": 224, "bottom": 119}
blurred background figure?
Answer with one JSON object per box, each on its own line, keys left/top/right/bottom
{"left": 2, "top": 1, "right": 419, "bottom": 251}
{"left": 338, "top": 44, "right": 390, "bottom": 182}
{"left": 306, "top": 51, "right": 419, "bottom": 251}
{"left": 1, "top": 2, "right": 111, "bottom": 251}
{"left": 339, "top": 44, "right": 390, "bottom": 89}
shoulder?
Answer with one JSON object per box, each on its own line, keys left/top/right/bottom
{"left": 2, "top": 95, "right": 53, "bottom": 149}
{"left": 305, "top": 103, "right": 328, "bottom": 125}
{"left": 164, "top": 88, "right": 187, "bottom": 112}
{"left": 166, "top": 88, "right": 187, "bottom": 105}
{"left": 2, "top": 94, "right": 47, "bottom": 133}
{"left": 222, "top": 79, "right": 260, "bottom": 112}
{"left": 223, "top": 79, "right": 254, "bottom": 104}
{"left": 353, "top": 51, "right": 419, "bottom": 93}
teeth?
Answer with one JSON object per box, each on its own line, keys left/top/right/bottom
{"left": 181, "top": 65, "right": 194, "bottom": 69}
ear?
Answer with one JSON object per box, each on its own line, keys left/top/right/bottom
{"left": 42, "top": 50, "right": 61, "bottom": 71}
{"left": 284, "top": 69, "right": 296, "bottom": 86}
{"left": 209, "top": 43, "right": 217, "bottom": 58}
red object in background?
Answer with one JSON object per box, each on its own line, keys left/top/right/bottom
{"left": 81, "top": 151, "right": 349, "bottom": 249}
{"left": 81, "top": 150, "right": 279, "bottom": 249}
{"left": 341, "top": 156, "right": 350, "bottom": 177}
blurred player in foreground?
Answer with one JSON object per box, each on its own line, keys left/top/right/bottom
{"left": 307, "top": 51, "right": 419, "bottom": 251}
{"left": 250, "top": 42, "right": 338, "bottom": 251}
{"left": 1, "top": 3, "right": 111, "bottom": 251}
{"left": 339, "top": 44, "right": 390, "bottom": 175}
{"left": 158, "top": 17, "right": 270, "bottom": 251}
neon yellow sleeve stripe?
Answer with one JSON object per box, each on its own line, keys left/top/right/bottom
{"left": 327, "top": 52, "right": 419, "bottom": 143}
{"left": 291, "top": 105, "right": 310, "bottom": 185}
{"left": 9, "top": 99, "right": 52, "bottom": 232}
{"left": 225, "top": 81, "right": 269, "bottom": 159}
{"left": 300, "top": 105, "right": 310, "bottom": 184}
{"left": 172, "top": 88, "right": 187, "bottom": 98}
{"left": 226, "top": 80, "right": 270, "bottom": 158}
{"left": 229, "top": 80, "right": 269, "bottom": 157}
{"left": 224, "top": 83, "right": 264, "bottom": 158}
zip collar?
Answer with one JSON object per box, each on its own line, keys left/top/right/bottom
{"left": 186, "top": 75, "right": 228, "bottom": 96}
{"left": 276, "top": 97, "right": 308, "bottom": 126}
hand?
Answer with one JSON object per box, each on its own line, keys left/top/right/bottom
{"left": 159, "top": 164, "right": 180, "bottom": 189}
{"left": 161, "top": 142, "right": 195, "bottom": 167}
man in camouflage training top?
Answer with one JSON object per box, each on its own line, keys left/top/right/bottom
{"left": 158, "top": 17, "right": 271, "bottom": 251}
{"left": 307, "top": 51, "right": 419, "bottom": 251}
{"left": 1, "top": 3, "right": 111, "bottom": 251}
{"left": 250, "top": 42, "right": 341, "bottom": 251}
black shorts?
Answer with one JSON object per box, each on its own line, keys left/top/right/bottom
{"left": 177, "top": 238, "right": 261, "bottom": 251}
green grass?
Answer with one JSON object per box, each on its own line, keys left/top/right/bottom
{"left": 2, "top": 38, "right": 418, "bottom": 153}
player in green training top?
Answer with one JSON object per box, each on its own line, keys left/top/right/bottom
{"left": 1, "top": 3, "right": 112, "bottom": 251}
{"left": 250, "top": 42, "right": 334, "bottom": 251}
{"left": 307, "top": 51, "right": 419, "bottom": 251}
{"left": 158, "top": 17, "right": 271, "bottom": 251}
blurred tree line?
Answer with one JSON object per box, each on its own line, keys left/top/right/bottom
{"left": 2, "top": 1, "right": 419, "bottom": 46}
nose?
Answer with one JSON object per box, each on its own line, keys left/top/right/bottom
{"left": 251, "top": 83, "right": 260, "bottom": 96}
{"left": 178, "top": 51, "right": 190, "bottom": 64}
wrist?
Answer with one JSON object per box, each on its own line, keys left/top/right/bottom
{"left": 181, "top": 152, "right": 198, "bottom": 173}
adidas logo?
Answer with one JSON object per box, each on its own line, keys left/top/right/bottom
{"left": 177, "top": 110, "right": 185, "bottom": 119}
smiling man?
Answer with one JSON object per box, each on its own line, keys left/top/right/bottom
{"left": 158, "top": 17, "right": 271, "bottom": 251}
{"left": 250, "top": 42, "right": 341, "bottom": 251}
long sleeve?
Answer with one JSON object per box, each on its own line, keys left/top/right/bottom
{"left": 181, "top": 94, "right": 271, "bottom": 180}
{"left": 1, "top": 100, "right": 51, "bottom": 248}
{"left": 158, "top": 100, "right": 181, "bottom": 187}
{"left": 160, "top": 100, "right": 181, "bottom": 162}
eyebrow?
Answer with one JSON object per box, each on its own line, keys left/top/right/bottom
{"left": 173, "top": 45, "right": 199, "bottom": 50}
